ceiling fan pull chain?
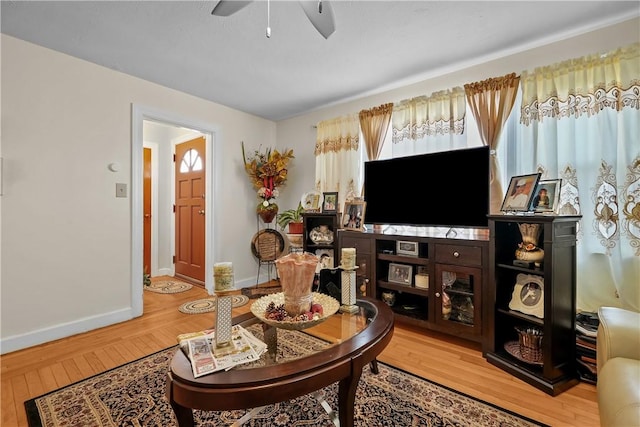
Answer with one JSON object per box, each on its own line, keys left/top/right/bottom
{"left": 266, "top": 0, "right": 271, "bottom": 38}
{"left": 318, "top": 0, "right": 323, "bottom": 13}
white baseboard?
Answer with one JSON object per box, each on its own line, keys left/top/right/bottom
{"left": 236, "top": 273, "right": 278, "bottom": 289}
{"left": 235, "top": 277, "right": 258, "bottom": 289}
{"left": 0, "top": 307, "right": 137, "bottom": 355}
{"left": 156, "top": 267, "right": 173, "bottom": 277}
{"left": 1, "top": 275, "right": 275, "bottom": 354}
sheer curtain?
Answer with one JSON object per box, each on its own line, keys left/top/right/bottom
{"left": 465, "top": 73, "right": 520, "bottom": 214}
{"left": 517, "top": 43, "right": 640, "bottom": 312}
{"left": 359, "top": 103, "right": 393, "bottom": 161}
{"left": 315, "top": 114, "right": 361, "bottom": 213}
{"left": 391, "top": 87, "right": 467, "bottom": 157}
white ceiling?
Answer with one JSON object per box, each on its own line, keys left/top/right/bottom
{"left": 2, "top": 1, "right": 638, "bottom": 121}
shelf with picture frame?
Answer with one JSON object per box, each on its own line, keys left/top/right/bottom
{"left": 486, "top": 214, "right": 581, "bottom": 396}
{"left": 337, "top": 229, "right": 489, "bottom": 344}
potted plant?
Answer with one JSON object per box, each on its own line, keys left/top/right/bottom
{"left": 277, "top": 202, "right": 305, "bottom": 234}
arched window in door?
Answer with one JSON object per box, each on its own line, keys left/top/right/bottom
{"left": 180, "top": 148, "right": 203, "bottom": 173}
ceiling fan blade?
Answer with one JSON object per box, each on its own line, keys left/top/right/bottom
{"left": 211, "top": 0, "right": 253, "bottom": 16}
{"left": 299, "top": 0, "right": 336, "bottom": 39}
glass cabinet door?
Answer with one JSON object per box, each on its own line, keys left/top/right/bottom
{"left": 355, "top": 256, "right": 369, "bottom": 297}
{"left": 435, "top": 264, "right": 482, "bottom": 336}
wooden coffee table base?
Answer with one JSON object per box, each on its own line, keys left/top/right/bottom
{"left": 167, "top": 359, "right": 380, "bottom": 427}
{"left": 166, "top": 298, "right": 393, "bottom": 427}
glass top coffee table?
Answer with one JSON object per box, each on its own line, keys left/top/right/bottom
{"left": 166, "top": 296, "right": 394, "bottom": 427}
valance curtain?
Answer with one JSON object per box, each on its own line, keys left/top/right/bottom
{"left": 359, "top": 103, "right": 393, "bottom": 161}
{"left": 391, "top": 87, "right": 466, "bottom": 157}
{"left": 315, "top": 114, "right": 361, "bottom": 212}
{"left": 518, "top": 42, "right": 640, "bottom": 312}
{"left": 464, "top": 73, "right": 521, "bottom": 214}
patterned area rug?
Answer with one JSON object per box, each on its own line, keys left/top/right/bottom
{"left": 144, "top": 279, "right": 193, "bottom": 294}
{"left": 178, "top": 294, "right": 249, "bottom": 314}
{"left": 25, "top": 325, "right": 548, "bottom": 427}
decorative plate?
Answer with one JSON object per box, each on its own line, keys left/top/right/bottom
{"left": 301, "top": 190, "right": 324, "bottom": 211}
{"left": 508, "top": 273, "right": 544, "bottom": 318}
{"left": 251, "top": 229, "right": 285, "bottom": 261}
{"left": 251, "top": 292, "right": 340, "bottom": 330}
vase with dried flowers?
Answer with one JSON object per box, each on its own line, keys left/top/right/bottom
{"left": 242, "top": 142, "right": 294, "bottom": 223}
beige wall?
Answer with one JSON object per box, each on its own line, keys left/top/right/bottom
{"left": 1, "top": 35, "right": 276, "bottom": 353}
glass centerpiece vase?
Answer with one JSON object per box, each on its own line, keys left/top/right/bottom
{"left": 274, "top": 252, "right": 319, "bottom": 316}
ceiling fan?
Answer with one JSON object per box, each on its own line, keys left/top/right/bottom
{"left": 211, "top": 0, "right": 336, "bottom": 39}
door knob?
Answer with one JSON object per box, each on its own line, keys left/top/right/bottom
{"left": 435, "top": 292, "right": 441, "bottom": 298}
{"left": 198, "top": 210, "right": 205, "bottom": 215}
{"left": 144, "top": 213, "right": 151, "bottom": 218}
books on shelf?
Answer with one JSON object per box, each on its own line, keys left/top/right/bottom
{"left": 575, "top": 311, "right": 599, "bottom": 384}
{"left": 576, "top": 340, "right": 596, "bottom": 354}
{"left": 576, "top": 323, "right": 597, "bottom": 338}
{"left": 576, "top": 311, "right": 599, "bottom": 338}
{"left": 177, "top": 325, "right": 267, "bottom": 378}
{"left": 576, "top": 358, "right": 597, "bottom": 384}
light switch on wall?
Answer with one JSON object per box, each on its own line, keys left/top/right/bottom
{"left": 116, "top": 183, "right": 127, "bottom": 198}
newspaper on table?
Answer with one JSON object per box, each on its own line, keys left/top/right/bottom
{"left": 177, "top": 324, "right": 267, "bottom": 378}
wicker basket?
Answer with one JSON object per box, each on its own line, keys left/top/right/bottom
{"left": 515, "top": 326, "right": 543, "bottom": 364}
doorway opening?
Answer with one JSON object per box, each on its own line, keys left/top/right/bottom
{"left": 132, "top": 105, "right": 216, "bottom": 316}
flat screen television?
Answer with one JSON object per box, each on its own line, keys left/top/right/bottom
{"left": 363, "top": 145, "right": 490, "bottom": 228}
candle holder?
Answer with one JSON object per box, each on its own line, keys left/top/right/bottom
{"left": 338, "top": 247, "right": 359, "bottom": 314}
{"left": 339, "top": 266, "right": 359, "bottom": 314}
{"left": 213, "top": 262, "right": 235, "bottom": 352}
{"left": 213, "top": 293, "right": 234, "bottom": 353}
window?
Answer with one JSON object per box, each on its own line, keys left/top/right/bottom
{"left": 180, "top": 148, "right": 203, "bottom": 173}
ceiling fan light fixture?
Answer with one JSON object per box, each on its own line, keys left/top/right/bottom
{"left": 211, "top": 0, "right": 336, "bottom": 39}
{"left": 266, "top": 0, "right": 271, "bottom": 38}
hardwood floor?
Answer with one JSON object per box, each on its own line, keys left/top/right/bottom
{"left": 1, "top": 277, "right": 599, "bottom": 426}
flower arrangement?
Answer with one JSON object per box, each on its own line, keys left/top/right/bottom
{"left": 241, "top": 142, "right": 294, "bottom": 221}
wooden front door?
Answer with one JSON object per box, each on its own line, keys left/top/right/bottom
{"left": 143, "top": 147, "right": 152, "bottom": 276}
{"left": 174, "top": 137, "right": 206, "bottom": 283}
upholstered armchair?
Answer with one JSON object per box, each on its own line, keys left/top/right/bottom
{"left": 597, "top": 306, "right": 640, "bottom": 427}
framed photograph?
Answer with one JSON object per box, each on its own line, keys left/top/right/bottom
{"left": 388, "top": 263, "right": 413, "bottom": 286}
{"left": 315, "top": 249, "right": 334, "bottom": 272}
{"left": 500, "top": 173, "right": 541, "bottom": 212}
{"left": 396, "top": 240, "right": 418, "bottom": 256}
{"left": 341, "top": 201, "right": 366, "bottom": 231}
{"left": 529, "top": 179, "right": 561, "bottom": 213}
{"left": 322, "top": 192, "right": 338, "bottom": 213}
